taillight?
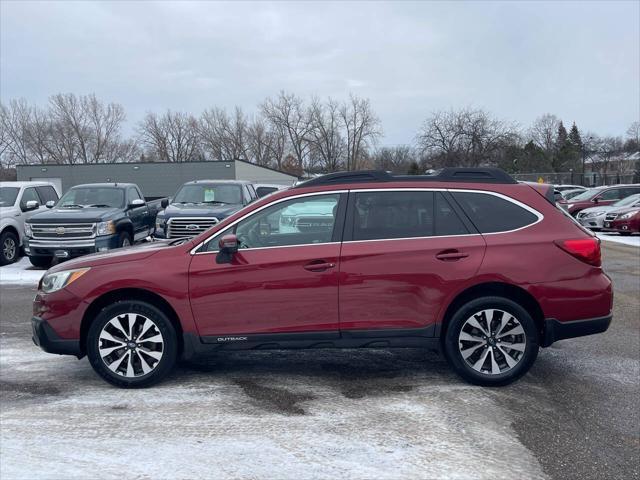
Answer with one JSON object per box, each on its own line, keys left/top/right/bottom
{"left": 554, "top": 238, "right": 601, "bottom": 267}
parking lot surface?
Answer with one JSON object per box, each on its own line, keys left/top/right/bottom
{"left": 0, "top": 243, "right": 638, "bottom": 480}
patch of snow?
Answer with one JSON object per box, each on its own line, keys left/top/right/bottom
{"left": 0, "top": 257, "right": 46, "bottom": 286}
{"left": 596, "top": 232, "right": 640, "bottom": 248}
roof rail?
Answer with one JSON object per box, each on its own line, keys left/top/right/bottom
{"left": 295, "top": 167, "right": 517, "bottom": 188}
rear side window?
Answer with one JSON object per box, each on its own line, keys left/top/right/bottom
{"left": 35, "top": 186, "right": 59, "bottom": 203}
{"left": 353, "top": 191, "right": 434, "bottom": 240}
{"left": 452, "top": 192, "right": 539, "bottom": 233}
{"left": 435, "top": 193, "right": 469, "bottom": 236}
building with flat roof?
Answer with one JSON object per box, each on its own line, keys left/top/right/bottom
{"left": 16, "top": 160, "right": 298, "bottom": 198}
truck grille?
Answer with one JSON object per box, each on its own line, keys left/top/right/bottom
{"left": 31, "top": 223, "right": 96, "bottom": 240}
{"left": 167, "top": 217, "right": 218, "bottom": 238}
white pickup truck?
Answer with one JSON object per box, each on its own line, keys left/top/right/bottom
{"left": 0, "top": 181, "right": 60, "bottom": 265}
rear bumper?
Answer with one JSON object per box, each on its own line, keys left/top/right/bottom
{"left": 541, "top": 314, "right": 612, "bottom": 347}
{"left": 31, "top": 317, "right": 82, "bottom": 357}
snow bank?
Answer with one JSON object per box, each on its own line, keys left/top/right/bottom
{"left": 0, "top": 257, "right": 45, "bottom": 286}
{"left": 596, "top": 232, "right": 640, "bottom": 248}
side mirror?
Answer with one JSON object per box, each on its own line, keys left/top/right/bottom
{"left": 216, "top": 234, "right": 238, "bottom": 264}
{"left": 593, "top": 197, "right": 600, "bottom": 204}
{"left": 23, "top": 200, "right": 39, "bottom": 211}
{"left": 45, "top": 200, "right": 56, "bottom": 209}
{"left": 128, "top": 198, "right": 145, "bottom": 209}
{"left": 161, "top": 198, "right": 169, "bottom": 209}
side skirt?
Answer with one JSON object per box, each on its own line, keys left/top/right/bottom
{"left": 181, "top": 326, "right": 439, "bottom": 360}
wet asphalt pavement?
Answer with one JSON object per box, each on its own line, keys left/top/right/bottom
{"left": 0, "top": 243, "right": 638, "bottom": 479}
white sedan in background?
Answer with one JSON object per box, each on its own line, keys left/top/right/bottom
{"left": 576, "top": 193, "right": 640, "bottom": 230}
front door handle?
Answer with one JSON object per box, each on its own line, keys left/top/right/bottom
{"left": 304, "top": 260, "right": 336, "bottom": 272}
{"left": 436, "top": 249, "right": 469, "bottom": 261}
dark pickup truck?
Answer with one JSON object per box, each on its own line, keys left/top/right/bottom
{"left": 24, "top": 183, "right": 161, "bottom": 268}
{"left": 154, "top": 180, "right": 258, "bottom": 239}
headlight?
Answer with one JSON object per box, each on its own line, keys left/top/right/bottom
{"left": 40, "top": 268, "right": 90, "bottom": 294}
{"left": 618, "top": 211, "right": 637, "bottom": 220}
{"left": 97, "top": 220, "right": 116, "bottom": 236}
{"left": 567, "top": 204, "right": 574, "bottom": 209}
{"left": 24, "top": 223, "right": 33, "bottom": 237}
{"left": 156, "top": 217, "right": 166, "bottom": 229}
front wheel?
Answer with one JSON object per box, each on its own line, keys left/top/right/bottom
{"left": 87, "top": 301, "right": 177, "bottom": 388}
{"left": 0, "top": 231, "right": 19, "bottom": 265}
{"left": 443, "top": 296, "right": 539, "bottom": 386}
{"left": 117, "top": 231, "right": 132, "bottom": 248}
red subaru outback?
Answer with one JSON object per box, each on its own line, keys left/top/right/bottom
{"left": 32, "top": 168, "right": 613, "bottom": 387}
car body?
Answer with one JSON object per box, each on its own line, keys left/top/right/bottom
{"left": 602, "top": 207, "right": 640, "bottom": 235}
{"left": 31, "top": 168, "right": 613, "bottom": 388}
{"left": 154, "top": 180, "right": 258, "bottom": 240}
{"left": 554, "top": 185, "right": 586, "bottom": 193}
{"left": 24, "top": 183, "right": 159, "bottom": 268}
{"left": 0, "top": 181, "right": 60, "bottom": 265}
{"left": 557, "top": 184, "right": 640, "bottom": 216}
{"left": 576, "top": 194, "right": 640, "bottom": 230}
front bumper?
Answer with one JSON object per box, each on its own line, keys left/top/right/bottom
{"left": 577, "top": 215, "right": 604, "bottom": 230}
{"left": 31, "top": 317, "right": 82, "bottom": 357}
{"left": 25, "top": 234, "right": 120, "bottom": 258}
{"left": 541, "top": 314, "right": 612, "bottom": 347}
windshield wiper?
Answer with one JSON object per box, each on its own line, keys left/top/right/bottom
{"left": 201, "top": 200, "right": 230, "bottom": 205}
{"left": 61, "top": 204, "right": 84, "bottom": 208}
{"left": 87, "top": 204, "right": 111, "bottom": 208}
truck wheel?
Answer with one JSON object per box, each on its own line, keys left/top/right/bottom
{"left": 29, "top": 256, "right": 53, "bottom": 269}
{"left": 0, "top": 231, "right": 19, "bottom": 266}
{"left": 443, "top": 296, "right": 539, "bottom": 386}
{"left": 118, "top": 231, "right": 132, "bottom": 248}
{"left": 87, "top": 300, "right": 177, "bottom": 388}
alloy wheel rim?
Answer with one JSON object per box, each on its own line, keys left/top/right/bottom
{"left": 98, "top": 313, "right": 164, "bottom": 377}
{"left": 3, "top": 238, "right": 16, "bottom": 260}
{"left": 458, "top": 309, "right": 526, "bottom": 375}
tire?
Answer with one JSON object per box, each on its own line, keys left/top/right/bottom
{"left": 0, "top": 231, "right": 19, "bottom": 266}
{"left": 619, "top": 232, "right": 631, "bottom": 236}
{"left": 87, "top": 300, "right": 177, "bottom": 388}
{"left": 443, "top": 296, "right": 539, "bottom": 387}
{"left": 117, "top": 231, "right": 132, "bottom": 248}
{"left": 28, "top": 256, "right": 53, "bottom": 269}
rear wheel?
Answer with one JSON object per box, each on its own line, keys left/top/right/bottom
{"left": 28, "top": 256, "right": 53, "bottom": 269}
{"left": 0, "top": 231, "right": 19, "bottom": 265}
{"left": 444, "top": 296, "right": 539, "bottom": 386}
{"left": 87, "top": 301, "right": 177, "bottom": 388}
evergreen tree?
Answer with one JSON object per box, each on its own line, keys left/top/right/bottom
{"left": 553, "top": 121, "right": 570, "bottom": 172}
{"left": 567, "top": 122, "right": 583, "bottom": 171}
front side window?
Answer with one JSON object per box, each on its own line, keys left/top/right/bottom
{"left": 0, "top": 187, "right": 20, "bottom": 207}
{"left": 59, "top": 187, "right": 125, "bottom": 208}
{"left": 35, "top": 186, "right": 59, "bottom": 203}
{"left": 204, "top": 194, "right": 341, "bottom": 251}
{"left": 174, "top": 184, "right": 243, "bottom": 205}
{"left": 353, "top": 191, "right": 434, "bottom": 240}
{"left": 597, "top": 188, "right": 623, "bottom": 201}
{"left": 20, "top": 187, "right": 41, "bottom": 209}
{"left": 452, "top": 192, "right": 539, "bottom": 233}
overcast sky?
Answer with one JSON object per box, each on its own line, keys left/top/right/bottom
{"left": 1, "top": 1, "right": 638, "bottom": 145}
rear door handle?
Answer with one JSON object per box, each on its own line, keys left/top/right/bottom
{"left": 436, "top": 250, "right": 469, "bottom": 261}
{"left": 304, "top": 261, "right": 336, "bottom": 272}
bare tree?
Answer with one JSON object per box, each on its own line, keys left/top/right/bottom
{"left": 138, "top": 111, "right": 200, "bottom": 163}
{"left": 0, "top": 99, "right": 32, "bottom": 166}
{"left": 261, "top": 91, "right": 311, "bottom": 171}
{"left": 529, "top": 114, "right": 560, "bottom": 157}
{"left": 199, "top": 107, "right": 248, "bottom": 161}
{"left": 246, "top": 117, "right": 281, "bottom": 167}
{"left": 340, "top": 95, "right": 382, "bottom": 171}
{"left": 307, "top": 97, "right": 344, "bottom": 172}
{"left": 372, "top": 145, "right": 416, "bottom": 173}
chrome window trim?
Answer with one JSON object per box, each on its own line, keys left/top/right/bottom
{"left": 190, "top": 190, "right": 347, "bottom": 255}
{"left": 189, "top": 187, "right": 544, "bottom": 255}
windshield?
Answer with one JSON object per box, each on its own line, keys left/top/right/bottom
{"left": 59, "top": 187, "right": 124, "bottom": 208}
{"left": 613, "top": 194, "right": 640, "bottom": 207}
{"left": 0, "top": 187, "right": 19, "bottom": 207}
{"left": 562, "top": 190, "right": 585, "bottom": 200}
{"left": 173, "top": 184, "right": 243, "bottom": 205}
{"left": 570, "top": 188, "right": 601, "bottom": 202}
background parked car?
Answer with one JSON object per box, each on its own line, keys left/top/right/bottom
{"left": 0, "top": 181, "right": 60, "bottom": 265}
{"left": 155, "top": 180, "right": 258, "bottom": 239}
{"left": 576, "top": 194, "right": 640, "bottom": 230}
{"left": 254, "top": 183, "right": 289, "bottom": 198}
{"left": 561, "top": 188, "right": 588, "bottom": 201}
{"left": 603, "top": 208, "right": 640, "bottom": 235}
{"left": 23, "top": 183, "right": 160, "bottom": 268}
{"left": 557, "top": 184, "right": 640, "bottom": 216}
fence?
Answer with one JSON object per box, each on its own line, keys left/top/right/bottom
{"left": 514, "top": 171, "right": 640, "bottom": 187}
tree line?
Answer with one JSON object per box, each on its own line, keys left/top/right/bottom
{"left": 1, "top": 92, "right": 638, "bottom": 176}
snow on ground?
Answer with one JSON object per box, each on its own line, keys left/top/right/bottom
{"left": 0, "top": 257, "right": 45, "bottom": 286}
{"left": 596, "top": 232, "right": 640, "bottom": 248}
